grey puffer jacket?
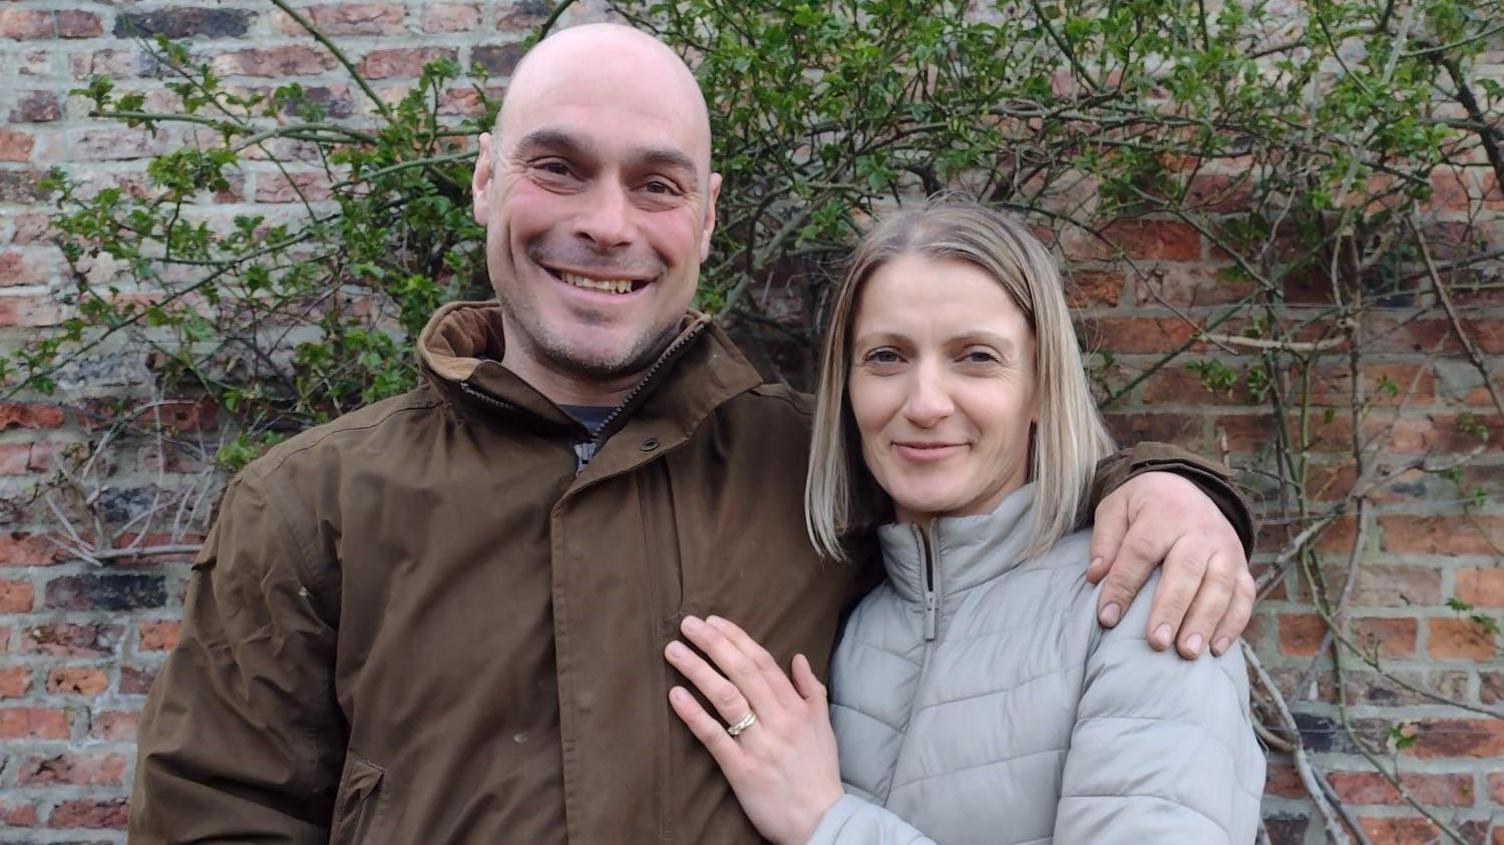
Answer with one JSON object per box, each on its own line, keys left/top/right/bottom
{"left": 810, "top": 484, "right": 1265, "bottom": 845}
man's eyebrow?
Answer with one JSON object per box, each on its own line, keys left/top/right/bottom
{"left": 512, "top": 128, "right": 597, "bottom": 160}
{"left": 631, "top": 146, "right": 699, "bottom": 179}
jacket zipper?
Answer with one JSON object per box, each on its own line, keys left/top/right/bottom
{"left": 572, "top": 320, "right": 709, "bottom": 475}
{"left": 919, "top": 522, "right": 939, "bottom": 641}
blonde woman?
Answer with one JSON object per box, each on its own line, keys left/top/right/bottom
{"left": 664, "top": 198, "right": 1265, "bottom": 844}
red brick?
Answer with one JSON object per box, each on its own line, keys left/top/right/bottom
{"left": 16, "top": 752, "right": 126, "bottom": 786}
{"left": 1135, "top": 264, "right": 1253, "bottom": 307}
{"left": 1083, "top": 316, "right": 1199, "bottom": 354}
{"left": 1428, "top": 617, "right": 1497, "bottom": 660}
{"left": 1264, "top": 763, "right": 1307, "bottom": 799}
{"left": 1351, "top": 617, "right": 1418, "bottom": 658}
{"left": 1358, "top": 816, "right": 1444, "bottom": 844}
{"left": 0, "top": 799, "right": 37, "bottom": 826}
{"left": 0, "top": 403, "right": 63, "bottom": 430}
{"left": 0, "top": 707, "right": 68, "bottom": 739}
{"left": 212, "top": 46, "right": 337, "bottom": 77}
{"left": 0, "top": 295, "right": 64, "bottom": 327}
{"left": 47, "top": 798, "right": 128, "bottom": 830}
{"left": 62, "top": 127, "right": 172, "bottom": 161}
{"left": 1219, "top": 411, "right": 1353, "bottom": 454}
{"left": 0, "top": 579, "right": 32, "bottom": 612}
{"left": 0, "top": 533, "right": 64, "bottom": 566}
{"left": 1426, "top": 167, "right": 1475, "bottom": 211}
{"left": 1102, "top": 412, "right": 1205, "bottom": 448}
{"left": 253, "top": 171, "right": 335, "bottom": 203}
{"left": 0, "top": 666, "right": 31, "bottom": 698}
{"left": 1100, "top": 219, "right": 1202, "bottom": 260}
{"left": 1327, "top": 771, "right": 1474, "bottom": 807}
{"left": 1489, "top": 772, "right": 1504, "bottom": 803}
{"left": 1381, "top": 515, "right": 1504, "bottom": 556}
{"left": 159, "top": 397, "right": 220, "bottom": 432}
{"left": 0, "top": 442, "right": 49, "bottom": 475}
{"left": 0, "top": 9, "right": 102, "bottom": 39}
{"left": 120, "top": 663, "right": 159, "bottom": 695}
{"left": 1182, "top": 173, "right": 1254, "bottom": 213}
{"left": 6, "top": 212, "right": 50, "bottom": 244}
{"left": 90, "top": 710, "right": 139, "bottom": 741}
{"left": 1065, "top": 270, "right": 1123, "bottom": 308}
{"left": 1410, "top": 719, "right": 1504, "bottom": 758}
{"left": 47, "top": 667, "right": 109, "bottom": 696}
{"left": 1277, "top": 613, "right": 1325, "bottom": 656}
{"left": 9, "top": 91, "right": 59, "bottom": 124}
{"left": 423, "top": 4, "right": 481, "bottom": 32}
{"left": 357, "top": 47, "right": 458, "bottom": 80}
{"left": 20, "top": 622, "right": 122, "bottom": 657}
{"left": 1458, "top": 569, "right": 1504, "bottom": 608}
{"left": 138, "top": 620, "right": 180, "bottom": 652}
{"left": 0, "top": 129, "right": 33, "bottom": 163}
{"left": 278, "top": 2, "right": 405, "bottom": 34}
{"left": 1142, "top": 366, "right": 1258, "bottom": 406}
{"left": 1347, "top": 564, "right": 1442, "bottom": 607}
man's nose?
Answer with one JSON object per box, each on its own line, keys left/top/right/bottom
{"left": 573, "top": 181, "right": 634, "bottom": 249}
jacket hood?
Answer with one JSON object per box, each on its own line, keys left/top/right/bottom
{"left": 876, "top": 483, "right": 1040, "bottom": 605}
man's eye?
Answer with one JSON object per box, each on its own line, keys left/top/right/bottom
{"left": 536, "top": 161, "right": 572, "bottom": 177}
{"left": 643, "top": 179, "right": 679, "bottom": 195}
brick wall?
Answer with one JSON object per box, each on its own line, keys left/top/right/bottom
{"left": 1, "top": 2, "right": 1501, "bottom": 843}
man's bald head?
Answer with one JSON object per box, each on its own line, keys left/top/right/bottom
{"left": 493, "top": 23, "right": 713, "bottom": 182}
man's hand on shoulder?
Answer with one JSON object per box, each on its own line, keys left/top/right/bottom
{"left": 1085, "top": 471, "right": 1255, "bottom": 660}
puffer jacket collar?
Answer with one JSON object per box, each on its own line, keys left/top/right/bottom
{"left": 876, "top": 483, "right": 1040, "bottom": 607}
{"left": 414, "top": 300, "right": 762, "bottom": 445}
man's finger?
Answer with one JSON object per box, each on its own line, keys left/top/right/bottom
{"left": 1144, "top": 535, "right": 1210, "bottom": 651}
{"left": 1210, "top": 568, "right": 1256, "bottom": 657}
{"left": 1086, "top": 492, "right": 1131, "bottom": 587}
{"left": 669, "top": 685, "right": 743, "bottom": 767}
{"left": 1173, "top": 551, "right": 1236, "bottom": 659}
{"left": 1094, "top": 526, "right": 1166, "bottom": 629}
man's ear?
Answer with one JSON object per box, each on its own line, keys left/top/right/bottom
{"left": 699, "top": 171, "right": 722, "bottom": 262}
{"left": 472, "top": 133, "right": 494, "bottom": 225}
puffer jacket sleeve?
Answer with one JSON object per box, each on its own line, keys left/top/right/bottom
{"left": 129, "top": 472, "right": 343, "bottom": 843}
{"left": 1054, "top": 572, "right": 1266, "bottom": 844}
{"left": 806, "top": 794, "right": 936, "bottom": 845}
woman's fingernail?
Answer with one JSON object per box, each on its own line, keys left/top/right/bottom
{"left": 1212, "top": 636, "right": 1232, "bottom": 656}
{"left": 1099, "top": 603, "right": 1121, "bottom": 626}
{"left": 666, "top": 641, "right": 687, "bottom": 659}
{"left": 681, "top": 616, "right": 702, "bottom": 633}
{"left": 669, "top": 687, "right": 689, "bottom": 704}
{"left": 1184, "top": 633, "right": 1204, "bottom": 656}
{"left": 1152, "top": 623, "right": 1173, "bottom": 648}
{"left": 1089, "top": 556, "right": 1103, "bottom": 571}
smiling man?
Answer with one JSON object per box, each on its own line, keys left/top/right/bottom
{"left": 129, "top": 24, "right": 1256, "bottom": 843}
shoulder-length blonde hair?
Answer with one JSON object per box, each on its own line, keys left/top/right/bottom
{"left": 805, "top": 196, "right": 1115, "bottom": 561}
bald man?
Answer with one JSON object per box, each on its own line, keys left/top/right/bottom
{"left": 129, "top": 24, "right": 1256, "bottom": 843}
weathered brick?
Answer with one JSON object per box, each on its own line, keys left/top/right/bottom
{"left": 1080, "top": 316, "right": 1199, "bottom": 354}
{"left": 212, "top": 46, "right": 337, "bottom": 78}
{"left": 1134, "top": 264, "right": 1253, "bottom": 306}
{"left": 473, "top": 43, "right": 529, "bottom": 77}
{"left": 1409, "top": 719, "right": 1504, "bottom": 759}
{"left": 114, "top": 8, "right": 251, "bottom": 39}
{"left": 253, "top": 172, "right": 336, "bottom": 204}
{"left": 1381, "top": 515, "right": 1504, "bottom": 556}
{"left": 0, "top": 798, "right": 38, "bottom": 827}
{"left": 70, "top": 48, "right": 157, "bottom": 79}
{"left": 1351, "top": 616, "right": 1418, "bottom": 658}
{"left": 1099, "top": 219, "right": 1203, "bottom": 261}
{"left": 0, "top": 533, "right": 65, "bottom": 566}
{"left": 0, "top": 442, "right": 50, "bottom": 475}
{"left": 0, "top": 9, "right": 102, "bottom": 39}
{"left": 119, "top": 663, "right": 159, "bottom": 695}
{"left": 0, "top": 707, "right": 68, "bottom": 739}
{"left": 0, "top": 171, "right": 47, "bottom": 203}
{"left": 1277, "top": 612, "right": 1325, "bottom": 656}
{"left": 0, "top": 578, "right": 33, "bottom": 613}
{"left": 357, "top": 47, "right": 458, "bottom": 80}
{"left": 0, "top": 666, "right": 32, "bottom": 698}
{"left": 63, "top": 127, "right": 173, "bottom": 162}
{"left": 9, "top": 91, "right": 60, "bottom": 124}
{"left": 47, "top": 667, "right": 109, "bottom": 697}
{"left": 1102, "top": 411, "right": 1205, "bottom": 447}
{"left": 1064, "top": 270, "right": 1123, "bottom": 308}
{"left": 44, "top": 574, "right": 167, "bottom": 611}
{"left": 89, "top": 710, "right": 138, "bottom": 742}
{"left": 16, "top": 752, "right": 126, "bottom": 786}
{"left": 47, "top": 798, "right": 128, "bottom": 830}
{"left": 1457, "top": 568, "right": 1504, "bottom": 607}
{"left": 1359, "top": 816, "right": 1445, "bottom": 844}
{"left": 20, "top": 623, "right": 122, "bottom": 657}
{"left": 0, "top": 129, "right": 34, "bottom": 163}
{"left": 423, "top": 4, "right": 482, "bottom": 32}
{"left": 277, "top": 3, "right": 406, "bottom": 35}
{"left": 1261, "top": 814, "right": 1309, "bottom": 845}
{"left": 1327, "top": 770, "right": 1475, "bottom": 807}
{"left": 1428, "top": 617, "right": 1498, "bottom": 660}
{"left": 1489, "top": 771, "right": 1504, "bottom": 803}
{"left": 0, "top": 403, "right": 64, "bottom": 430}
{"left": 137, "top": 620, "right": 180, "bottom": 652}
{"left": 497, "top": 0, "right": 555, "bottom": 28}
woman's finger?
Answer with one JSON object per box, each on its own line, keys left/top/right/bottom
{"left": 790, "top": 654, "right": 827, "bottom": 706}
{"left": 665, "top": 639, "right": 757, "bottom": 729}
{"left": 680, "top": 616, "right": 782, "bottom": 716}
{"left": 668, "top": 685, "right": 743, "bottom": 769}
{"left": 704, "top": 615, "right": 804, "bottom": 710}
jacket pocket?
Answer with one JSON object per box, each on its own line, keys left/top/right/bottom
{"left": 330, "top": 754, "right": 388, "bottom": 845}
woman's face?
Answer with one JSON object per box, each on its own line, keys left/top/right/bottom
{"left": 848, "top": 253, "right": 1037, "bottom": 524}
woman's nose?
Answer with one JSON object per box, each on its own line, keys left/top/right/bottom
{"left": 901, "top": 365, "right": 954, "bottom": 427}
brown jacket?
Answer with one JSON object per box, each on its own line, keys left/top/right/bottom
{"left": 129, "top": 301, "right": 1252, "bottom": 844}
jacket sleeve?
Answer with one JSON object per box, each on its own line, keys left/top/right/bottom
{"left": 1091, "top": 441, "right": 1256, "bottom": 557}
{"left": 806, "top": 794, "right": 936, "bottom": 845}
{"left": 129, "top": 472, "right": 343, "bottom": 843}
{"left": 1054, "top": 573, "right": 1267, "bottom": 844}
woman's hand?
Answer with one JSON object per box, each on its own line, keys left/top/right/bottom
{"left": 665, "top": 615, "right": 844, "bottom": 845}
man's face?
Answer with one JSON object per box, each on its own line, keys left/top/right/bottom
{"left": 472, "top": 50, "right": 721, "bottom": 387}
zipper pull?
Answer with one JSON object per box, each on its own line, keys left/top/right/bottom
{"left": 923, "top": 590, "right": 938, "bottom": 641}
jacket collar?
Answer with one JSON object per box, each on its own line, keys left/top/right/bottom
{"left": 415, "top": 300, "right": 763, "bottom": 443}
{"left": 875, "top": 483, "right": 1040, "bottom": 605}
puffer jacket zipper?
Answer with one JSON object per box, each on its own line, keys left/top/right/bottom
{"left": 884, "top": 520, "right": 943, "bottom": 803}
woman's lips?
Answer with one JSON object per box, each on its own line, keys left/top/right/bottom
{"left": 893, "top": 442, "right": 965, "bottom": 462}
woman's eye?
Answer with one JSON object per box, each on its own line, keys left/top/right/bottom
{"left": 962, "top": 350, "right": 1000, "bottom": 364}
{"left": 865, "top": 349, "right": 901, "bottom": 364}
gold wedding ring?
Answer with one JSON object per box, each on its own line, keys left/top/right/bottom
{"left": 726, "top": 711, "right": 757, "bottom": 737}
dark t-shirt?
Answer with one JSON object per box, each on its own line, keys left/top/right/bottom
{"left": 559, "top": 404, "right": 613, "bottom": 437}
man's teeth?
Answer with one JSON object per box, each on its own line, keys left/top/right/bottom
{"left": 561, "top": 272, "right": 636, "bottom": 294}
